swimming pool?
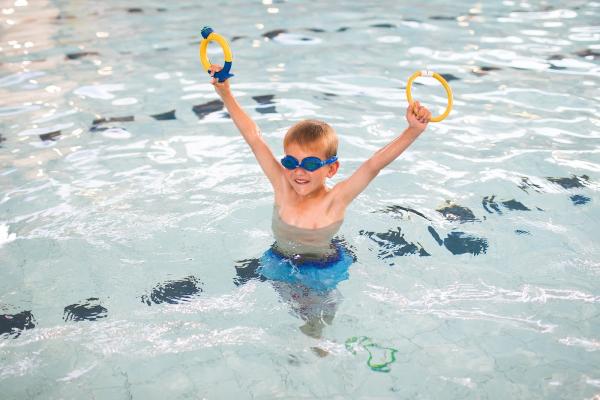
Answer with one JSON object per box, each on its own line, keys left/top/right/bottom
{"left": 1, "top": 0, "right": 599, "bottom": 398}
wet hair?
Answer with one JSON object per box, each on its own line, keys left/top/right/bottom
{"left": 283, "top": 120, "right": 338, "bottom": 158}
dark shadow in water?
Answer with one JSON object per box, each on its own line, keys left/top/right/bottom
{"left": 442, "top": 231, "right": 488, "bottom": 255}
{"left": 0, "top": 133, "right": 5, "bottom": 147}
{"left": 428, "top": 226, "right": 443, "bottom": 246}
{"left": 150, "top": 110, "right": 176, "bottom": 120}
{"left": 360, "top": 228, "right": 430, "bottom": 261}
{"left": 192, "top": 100, "right": 225, "bottom": 119}
{"left": 515, "top": 229, "right": 531, "bottom": 235}
{"left": 549, "top": 64, "right": 567, "bottom": 71}
{"left": 376, "top": 205, "right": 431, "bottom": 221}
{"left": 39, "top": 130, "right": 61, "bottom": 142}
{"left": 63, "top": 298, "right": 108, "bottom": 322}
{"left": 253, "top": 95, "right": 275, "bottom": 104}
{"left": 547, "top": 174, "right": 589, "bottom": 189}
{"left": 375, "top": 203, "right": 488, "bottom": 256}
{"left": 141, "top": 276, "right": 204, "bottom": 305}
{"left": 428, "top": 226, "right": 489, "bottom": 255}
{"left": 436, "top": 201, "right": 478, "bottom": 222}
{"left": 429, "top": 15, "right": 456, "bottom": 21}
{"left": 482, "top": 196, "right": 530, "bottom": 214}
{"left": 306, "top": 28, "right": 326, "bottom": 33}
{"left": 93, "top": 116, "right": 135, "bottom": 124}
{"left": 518, "top": 177, "right": 544, "bottom": 193}
{"left": 233, "top": 258, "right": 266, "bottom": 286}
{"left": 470, "top": 66, "right": 501, "bottom": 76}
{"left": 252, "top": 95, "right": 277, "bottom": 114}
{"left": 502, "top": 199, "right": 531, "bottom": 211}
{"left": 570, "top": 194, "right": 591, "bottom": 206}
{"left": 65, "top": 52, "right": 100, "bottom": 60}
{"left": 89, "top": 125, "right": 109, "bottom": 133}
{"left": 516, "top": 175, "right": 594, "bottom": 207}
{"left": 263, "top": 29, "right": 287, "bottom": 39}
{"left": 440, "top": 73, "right": 460, "bottom": 82}
{"left": 575, "top": 49, "right": 600, "bottom": 59}
{"left": 231, "top": 36, "right": 246, "bottom": 42}
{"left": 127, "top": 7, "right": 143, "bottom": 13}
{"left": 90, "top": 116, "right": 134, "bottom": 132}
{"left": 369, "top": 23, "right": 396, "bottom": 28}
{"left": 1, "top": 311, "right": 35, "bottom": 338}
{"left": 317, "top": 92, "right": 339, "bottom": 101}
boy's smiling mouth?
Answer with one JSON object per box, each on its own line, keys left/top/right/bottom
{"left": 294, "top": 178, "right": 310, "bottom": 185}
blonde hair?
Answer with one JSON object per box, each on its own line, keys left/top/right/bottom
{"left": 283, "top": 120, "right": 338, "bottom": 158}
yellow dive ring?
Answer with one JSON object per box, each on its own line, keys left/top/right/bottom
{"left": 199, "top": 26, "right": 234, "bottom": 82}
{"left": 405, "top": 70, "right": 453, "bottom": 122}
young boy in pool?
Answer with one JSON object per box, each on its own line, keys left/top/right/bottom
{"left": 209, "top": 65, "right": 432, "bottom": 233}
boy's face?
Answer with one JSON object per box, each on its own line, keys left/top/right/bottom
{"left": 283, "top": 142, "right": 339, "bottom": 197}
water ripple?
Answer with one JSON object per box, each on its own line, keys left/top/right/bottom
{"left": 366, "top": 291, "right": 529, "bottom": 332}
{"left": 558, "top": 337, "right": 600, "bottom": 352}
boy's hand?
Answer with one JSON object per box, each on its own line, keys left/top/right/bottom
{"left": 208, "top": 64, "right": 231, "bottom": 98}
{"left": 406, "top": 101, "right": 431, "bottom": 133}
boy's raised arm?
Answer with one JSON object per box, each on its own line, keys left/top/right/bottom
{"left": 333, "top": 102, "right": 431, "bottom": 206}
{"left": 210, "top": 65, "right": 283, "bottom": 189}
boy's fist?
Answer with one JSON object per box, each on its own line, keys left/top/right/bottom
{"left": 208, "top": 64, "right": 230, "bottom": 97}
{"left": 406, "top": 101, "right": 431, "bottom": 132}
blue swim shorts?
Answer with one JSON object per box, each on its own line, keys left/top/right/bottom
{"left": 258, "top": 244, "right": 354, "bottom": 291}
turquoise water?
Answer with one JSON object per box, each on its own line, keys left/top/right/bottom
{"left": 1, "top": 0, "right": 600, "bottom": 398}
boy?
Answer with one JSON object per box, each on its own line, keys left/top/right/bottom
{"left": 209, "top": 65, "right": 432, "bottom": 237}
{"left": 211, "top": 65, "right": 431, "bottom": 336}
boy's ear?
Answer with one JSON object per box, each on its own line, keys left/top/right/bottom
{"left": 327, "top": 161, "right": 340, "bottom": 178}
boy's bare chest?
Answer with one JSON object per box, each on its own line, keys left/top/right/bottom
{"left": 275, "top": 181, "right": 344, "bottom": 228}
{"left": 279, "top": 204, "right": 321, "bottom": 223}
{"left": 277, "top": 199, "right": 343, "bottom": 229}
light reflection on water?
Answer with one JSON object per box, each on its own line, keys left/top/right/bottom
{"left": 1, "top": 0, "right": 599, "bottom": 398}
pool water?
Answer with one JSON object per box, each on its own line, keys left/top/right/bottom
{"left": 1, "top": 0, "right": 599, "bottom": 398}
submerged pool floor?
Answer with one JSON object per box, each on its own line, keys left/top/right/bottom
{"left": 1, "top": 1, "right": 599, "bottom": 398}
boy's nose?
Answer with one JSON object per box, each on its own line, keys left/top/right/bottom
{"left": 293, "top": 168, "right": 309, "bottom": 176}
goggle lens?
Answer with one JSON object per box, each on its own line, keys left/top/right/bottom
{"left": 281, "top": 156, "right": 299, "bottom": 170}
{"left": 301, "top": 157, "right": 322, "bottom": 171}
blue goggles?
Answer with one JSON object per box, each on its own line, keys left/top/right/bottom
{"left": 280, "top": 155, "right": 338, "bottom": 172}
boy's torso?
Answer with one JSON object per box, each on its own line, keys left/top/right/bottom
{"left": 274, "top": 181, "right": 345, "bottom": 230}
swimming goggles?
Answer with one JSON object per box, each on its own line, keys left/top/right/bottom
{"left": 280, "top": 155, "right": 338, "bottom": 172}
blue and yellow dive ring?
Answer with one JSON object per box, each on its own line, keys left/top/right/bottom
{"left": 199, "top": 26, "right": 234, "bottom": 82}
{"left": 406, "top": 70, "right": 453, "bottom": 122}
